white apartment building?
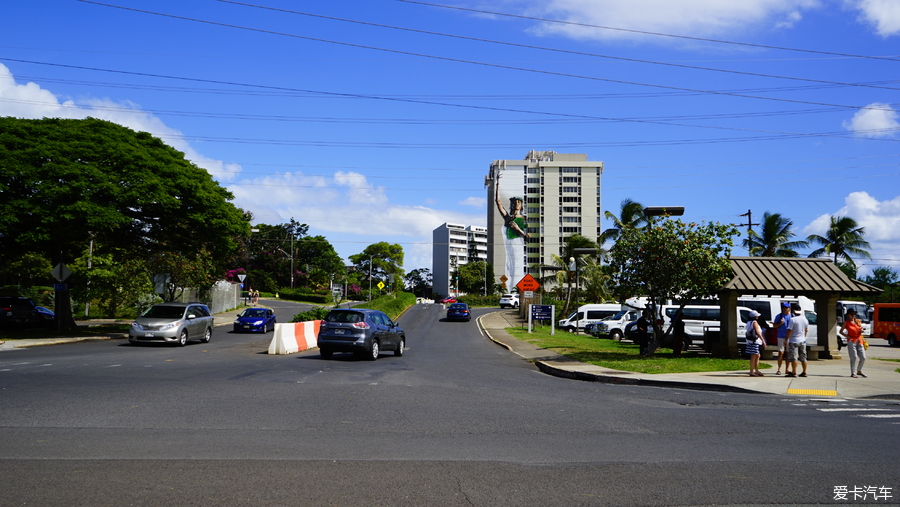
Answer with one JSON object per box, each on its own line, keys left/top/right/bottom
{"left": 485, "top": 150, "right": 604, "bottom": 292}
{"left": 432, "top": 223, "right": 488, "bottom": 297}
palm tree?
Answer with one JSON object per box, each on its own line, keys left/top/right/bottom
{"left": 807, "top": 216, "right": 872, "bottom": 267}
{"left": 742, "top": 212, "right": 808, "bottom": 257}
{"left": 598, "top": 198, "right": 646, "bottom": 252}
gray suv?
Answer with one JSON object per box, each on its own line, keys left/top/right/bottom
{"left": 129, "top": 302, "right": 213, "bottom": 346}
{"left": 317, "top": 309, "right": 405, "bottom": 360}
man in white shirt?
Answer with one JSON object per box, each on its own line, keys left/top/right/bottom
{"left": 784, "top": 303, "right": 809, "bottom": 378}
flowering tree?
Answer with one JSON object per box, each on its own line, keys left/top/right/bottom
{"left": 609, "top": 218, "right": 738, "bottom": 355}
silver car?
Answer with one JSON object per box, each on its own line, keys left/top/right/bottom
{"left": 129, "top": 302, "right": 214, "bottom": 346}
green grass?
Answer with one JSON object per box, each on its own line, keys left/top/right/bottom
{"left": 506, "top": 325, "right": 763, "bottom": 374}
{"left": 875, "top": 358, "right": 900, "bottom": 374}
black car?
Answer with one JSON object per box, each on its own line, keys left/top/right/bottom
{"left": 446, "top": 303, "right": 471, "bottom": 322}
{"left": 317, "top": 309, "right": 405, "bottom": 360}
{"left": 0, "top": 297, "right": 50, "bottom": 328}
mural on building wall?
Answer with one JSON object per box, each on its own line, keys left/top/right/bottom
{"left": 493, "top": 165, "right": 529, "bottom": 290}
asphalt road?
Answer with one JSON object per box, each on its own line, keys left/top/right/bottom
{"left": 1, "top": 302, "right": 898, "bottom": 506}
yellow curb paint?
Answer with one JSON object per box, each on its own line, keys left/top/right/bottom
{"left": 787, "top": 388, "right": 837, "bottom": 396}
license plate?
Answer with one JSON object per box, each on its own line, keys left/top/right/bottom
{"left": 144, "top": 333, "right": 155, "bottom": 338}
{"left": 333, "top": 329, "right": 345, "bottom": 335}
{"left": 243, "top": 325, "right": 250, "bottom": 329}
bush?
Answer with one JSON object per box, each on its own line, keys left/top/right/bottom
{"left": 456, "top": 294, "right": 498, "bottom": 307}
{"left": 291, "top": 306, "right": 331, "bottom": 322}
{"left": 276, "top": 288, "right": 331, "bottom": 304}
{"left": 354, "top": 292, "right": 416, "bottom": 320}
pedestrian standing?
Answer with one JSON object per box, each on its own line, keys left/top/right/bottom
{"left": 636, "top": 310, "right": 650, "bottom": 355}
{"left": 784, "top": 303, "right": 809, "bottom": 377}
{"left": 672, "top": 313, "right": 686, "bottom": 355}
{"left": 745, "top": 310, "right": 764, "bottom": 376}
{"left": 253, "top": 289, "right": 260, "bottom": 305}
{"left": 840, "top": 308, "right": 867, "bottom": 378}
{"left": 772, "top": 302, "right": 792, "bottom": 375}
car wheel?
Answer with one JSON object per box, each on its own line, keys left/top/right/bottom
{"left": 610, "top": 330, "right": 622, "bottom": 341}
{"left": 177, "top": 330, "right": 188, "bottom": 347}
{"left": 201, "top": 328, "right": 211, "bottom": 343}
{"left": 394, "top": 337, "right": 405, "bottom": 357}
{"left": 513, "top": 302, "right": 519, "bottom": 309}
{"left": 368, "top": 340, "right": 380, "bottom": 360}
{"left": 320, "top": 348, "right": 333, "bottom": 359}
{"left": 889, "top": 334, "right": 898, "bottom": 347}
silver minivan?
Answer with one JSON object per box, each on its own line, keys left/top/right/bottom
{"left": 129, "top": 302, "right": 214, "bottom": 346}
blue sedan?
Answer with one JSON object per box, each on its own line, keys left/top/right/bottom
{"left": 446, "top": 303, "right": 471, "bottom": 322}
{"left": 233, "top": 308, "right": 276, "bottom": 333}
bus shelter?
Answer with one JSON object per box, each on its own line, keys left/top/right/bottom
{"left": 713, "top": 257, "right": 881, "bottom": 359}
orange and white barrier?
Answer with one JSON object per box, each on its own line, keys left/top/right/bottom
{"left": 268, "top": 320, "right": 322, "bottom": 355}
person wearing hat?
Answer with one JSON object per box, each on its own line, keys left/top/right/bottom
{"left": 744, "top": 310, "right": 765, "bottom": 376}
{"left": 784, "top": 303, "right": 810, "bottom": 377}
{"left": 772, "top": 302, "right": 793, "bottom": 375}
{"left": 840, "top": 308, "right": 867, "bottom": 378}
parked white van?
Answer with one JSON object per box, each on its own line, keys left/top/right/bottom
{"left": 661, "top": 304, "right": 754, "bottom": 349}
{"left": 590, "top": 308, "right": 640, "bottom": 340}
{"left": 558, "top": 304, "right": 622, "bottom": 333}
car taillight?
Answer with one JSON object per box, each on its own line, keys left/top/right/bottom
{"left": 352, "top": 322, "right": 370, "bottom": 329}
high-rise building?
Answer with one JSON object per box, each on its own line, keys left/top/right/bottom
{"left": 432, "top": 223, "right": 488, "bottom": 297}
{"left": 486, "top": 150, "right": 604, "bottom": 292}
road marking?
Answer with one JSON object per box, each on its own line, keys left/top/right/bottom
{"left": 818, "top": 408, "right": 892, "bottom": 412}
{"left": 787, "top": 388, "right": 837, "bottom": 396}
{"left": 859, "top": 414, "right": 900, "bottom": 418}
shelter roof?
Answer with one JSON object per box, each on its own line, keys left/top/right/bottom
{"left": 721, "top": 257, "right": 882, "bottom": 296}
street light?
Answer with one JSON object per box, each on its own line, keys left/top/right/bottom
{"left": 643, "top": 206, "right": 684, "bottom": 217}
{"left": 570, "top": 247, "right": 598, "bottom": 334}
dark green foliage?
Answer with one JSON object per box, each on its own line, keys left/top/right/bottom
{"left": 354, "top": 292, "right": 416, "bottom": 320}
{"left": 291, "top": 306, "right": 331, "bottom": 322}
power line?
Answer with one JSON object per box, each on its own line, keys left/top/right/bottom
{"left": 218, "top": 0, "right": 900, "bottom": 92}
{"left": 70, "top": 2, "right": 898, "bottom": 112}
{"left": 397, "top": 0, "right": 900, "bottom": 63}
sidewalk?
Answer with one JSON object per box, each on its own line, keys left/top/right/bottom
{"left": 0, "top": 305, "right": 255, "bottom": 351}
{"left": 478, "top": 310, "right": 900, "bottom": 400}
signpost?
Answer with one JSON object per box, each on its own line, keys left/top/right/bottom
{"left": 49, "top": 263, "right": 72, "bottom": 335}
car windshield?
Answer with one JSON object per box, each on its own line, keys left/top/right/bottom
{"left": 449, "top": 304, "right": 467, "bottom": 310}
{"left": 607, "top": 310, "right": 629, "bottom": 320}
{"left": 325, "top": 311, "right": 365, "bottom": 323}
{"left": 240, "top": 309, "right": 267, "bottom": 318}
{"left": 502, "top": 295, "right": 514, "bottom": 299}
{"left": 845, "top": 304, "right": 869, "bottom": 322}
{"left": 141, "top": 306, "right": 186, "bottom": 319}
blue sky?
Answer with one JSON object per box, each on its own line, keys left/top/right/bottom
{"left": 2, "top": 0, "right": 899, "bottom": 277}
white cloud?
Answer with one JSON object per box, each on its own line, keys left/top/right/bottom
{"left": 802, "top": 191, "right": 900, "bottom": 276}
{"left": 0, "top": 63, "right": 241, "bottom": 181}
{"left": 849, "top": 0, "right": 900, "bottom": 36}
{"left": 842, "top": 103, "right": 900, "bottom": 138}
{"left": 517, "top": 0, "right": 821, "bottom": 42}
{"left": 459, "top": 196, "right": 487, "bottom": 208}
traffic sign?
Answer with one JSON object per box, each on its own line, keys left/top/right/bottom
{"left": 237, "top": 274, "right": 246, "bottom": 282}
{"left": 377, "top": 281, "right": 385, "bottom": 290}
{"left": 515, "top": 274, "right": 540, "bottom": 293}
{"left": 50, "top": 263, "right": 72, "bottom": 282}
{"left": 531, "top": 304, "right": 553, "bottom": 320}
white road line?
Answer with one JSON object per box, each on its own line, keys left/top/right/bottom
{"left": 818, "top": 408, "right": 892, "bottom": 412}
{"left": 859, "top": 414, "right": 900, "bottom": 418}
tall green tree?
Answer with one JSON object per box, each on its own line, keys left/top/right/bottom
{"left": 609, "top": 219, "right": 739, "bottom": 356}
{"left": 806, "top": 216, "right": 872, "bottom": 269}
{"left": 458, "top": 261, "right": 493, "bottom": 295}
{"left": 404, "top": 268, "right": 432, "bottom": 297}
{"left": 350, "top": 242, "right": 404, "bottom": 295}
{"left": 743, "top": 212, "right": 808, "bottom": 257}
{"left": 0, "top": 117, "right": 249, "bottom": 270}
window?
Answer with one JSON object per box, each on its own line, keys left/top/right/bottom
{"left": 562, "top": 206, "right": 580, "bottom": 213}
{"left": 561, "top": 177, "right": 580, "bottom": 183}
{"left": 561, "top": 187, "right": 580, "bottom": 193}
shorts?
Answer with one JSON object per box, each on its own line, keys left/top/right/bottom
{"left": 777, "top": 337, "right": 786, "bottom": 353}
{"left": 786, "top": 342, "right": 807, "bottom": 363}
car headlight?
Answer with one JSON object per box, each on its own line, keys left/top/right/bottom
{"left": 131, "top": 322, "right": 141, "bottom": 330}
{"left": 252, "top": 320, "right": 264, "bottom": 325}
{"left": 234, "top": 319, "right": 240, "bottom": 324}
{"left": 159, "top": 321, "right": 180, "bottom": 331}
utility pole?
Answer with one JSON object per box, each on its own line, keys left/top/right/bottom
{"left": 738, "top": 209, "right": 759, "bottom": 234}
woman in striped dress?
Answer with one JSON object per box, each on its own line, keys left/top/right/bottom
{"left": 745, "top": 310, "right": 764, "bottom": 377}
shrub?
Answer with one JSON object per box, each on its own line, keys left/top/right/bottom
{"left": 354, "top": 292, "right": 416, "bottom": 320}
{"left": 291, "top": 306, "right": 331, "bottom": 322}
